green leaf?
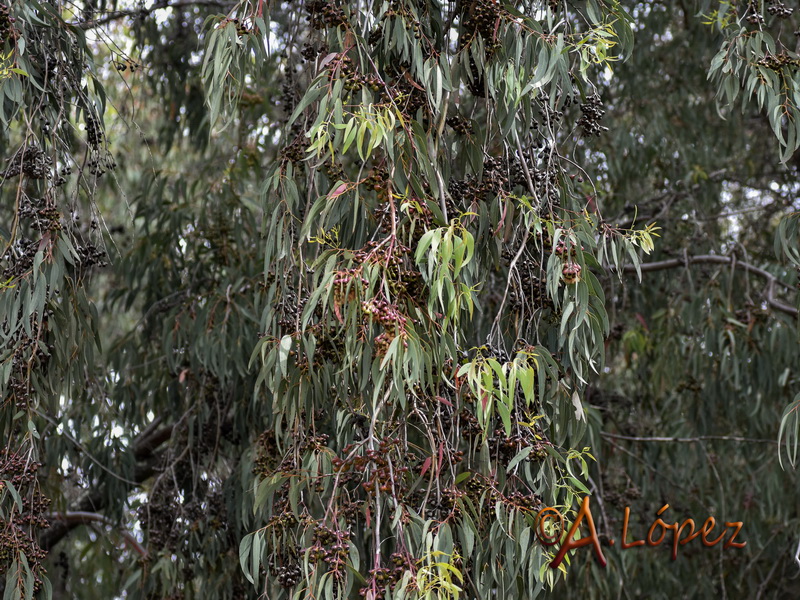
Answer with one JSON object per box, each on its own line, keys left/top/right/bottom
{"left": 239, "top": 533, "right": 254, "bottom": 584}
{"left": 506, "top": 447, "right": 534, "bottom": 473}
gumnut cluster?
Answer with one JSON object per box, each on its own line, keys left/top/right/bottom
{"left": 304, "top": 525, "right": 351, "bottom": 576}
{"left": 333, "top": 437, "right": 410, "bottom": 495}
{"left": 280, "top": 134, "right": 306, "bottom": 163}
{"left": 446, "top": 113, "right": 473, "bottom": 135}
{"left": 0, "top": 3, "right": 17, "bottom": 41}
{"left": 0, "top": 451, "right": 50, "bottom": 592}
{"left": 87, "top": 151, "right": 117, "bottom": 177}
{"left": 756, "top": 51, "right": 800, "bottom": 71}
{"left": 276, "top": 562, "right": 302, "bottom": 588}
{"left": 217, "top": 16, "right": 251, "bottom": 36}
{"left": 556, "top": 238, "right": 582, "bottom": 284}
{"left": 363, "top": 299, "right": 410, "bottom": 357}
{"left": 554, "top": 239, "right": 580, "bottom": 258}
{"left": 301, "top": 41, "right": 322, "bottom": 61}
{"left": 306, "top": 0, "right": 347, "bottom": 30}
{"left": 138, "top": 488, "right": 183, "bottom": 551}
{"left": 326, "top": 53, "right": 382, "bottom": 92}
{"left": 3, "top": 145, "right": 52, "bottom": 180}
{"left": 375, "top": 0, "right": 425, "bottom": 42}
{"left": 767, "top": 1, "right": 792, "bottom": 19}
{"left": 448, "top": 156, "right": 511, "bottom": 209}
{"left": 358, "top": 553, "right": 415, "bottom": 598}
{"left": 562, "top": 262, "right": 581, "bottom": 284}
{"left": 463, "top": 0, "right": 504, "bottom": 51}
{"left": 489, "top": 426, "right": 552, "bottom": 465}
{"left": 578, "top": 93, "right": 607, "bottom": 136}
{"left": 333, "top": 268, "right": 369, "bottom": 305}
{"left": 361, "top": 298, "right": 408, "bottom": 329}
{"left": 365, "top": 165, "right": 389, "bottom": 200}
{"left": 85, "top": 112, "right": 103, "bottom": 147}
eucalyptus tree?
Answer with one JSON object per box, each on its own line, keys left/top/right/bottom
{"left": 0, "top": 1, "right": 798, "bottom": 600}
{"left": 560, "top": 2, "right": 800, "bottom": 598}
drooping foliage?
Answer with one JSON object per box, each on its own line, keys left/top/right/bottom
{"left": 0, "top": 1, "right": 798, "bottom": 600}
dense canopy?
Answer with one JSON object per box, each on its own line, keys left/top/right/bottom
{"left": 0, "top": 1, "right": 799, "bottom": 599}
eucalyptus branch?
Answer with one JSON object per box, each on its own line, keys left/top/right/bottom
{"left": 38, "top": 424, "right": 174, "bottom": 551}
{"left": 44, "top": 512, "right": 148, "bottom": 558}
{"left": 74, "top": 0, "right": 233, "bottom": 30}
{"left": 601, "top": 432, "right": 778, "bottom": 444}
{"left": 616, "top": 254, "right": 798, "bottom": 317}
